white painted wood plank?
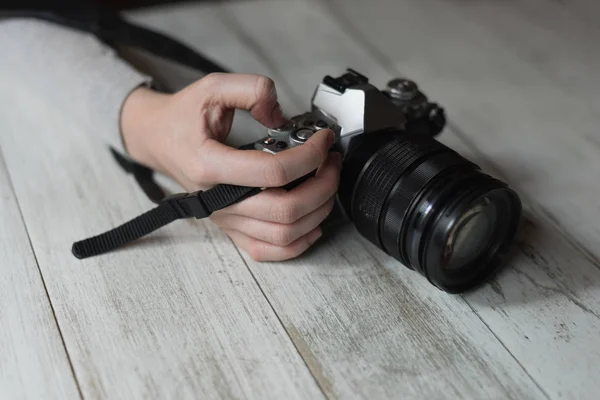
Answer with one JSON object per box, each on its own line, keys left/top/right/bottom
{"left": 448, "top": 0, "right": 600, "bottom": 108}
{"left": 315, "top": 0, "right": 600, "bottom": 398}
{"left": 142, "top": 0, "right": 600, "bottom": 397}
{"left": 320, "top": 0, "right": 600, "bottom": 265}
{"left": 0, "top": 155, "right": 81, "bottom": 398}
{"left": 0, "top": 45, "right": 325, "bottom": 400}
{"left": 442, "top": 133, "right": 600, "bottom": 399}
{"left": 552, "top": 0, "right": 600, "bottom": 30}
{"left": 126, "top": 2, "right": 551, "bottom": 399}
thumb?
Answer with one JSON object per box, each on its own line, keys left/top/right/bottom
{"left": 196, "top": 128, "right": 334, "bottom": 188}
{"left": 200, "top": 72, "right": 288, "bottom": 128}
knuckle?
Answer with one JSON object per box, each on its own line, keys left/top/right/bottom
{"left": 270, "top": 197, "right": 300, "bottom": 224}
{"left": 254, "top": 75, "right": 275, "bottom": 101}
{"left": 272, "top": 224, "right": 295, "bottom": 246}
{"left": 201, "top": 72, "right": 224, "bottom": 87}
{"left": 282, "top": 242, "right": 304, "bottom": 260}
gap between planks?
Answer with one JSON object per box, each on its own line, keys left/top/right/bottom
{"left": 0, "top": 148, "right": 81, "bottom": 399}
{"left": 128, "top": 3, "right": 549, "bottom": 399}
{"left": 215, "top": 0, "right": 600, "bottom": 398}
{"left": 0, "top": 17, "right": 327, "bottom": 399}
{"left": 319, "top": 0, "right": 600, "bottom": 270}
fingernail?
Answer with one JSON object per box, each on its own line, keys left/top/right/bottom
{"left": 271, "top": 103, "right": 286, "bottom": 126}
{"left": 268, "top": 85, "right": 278, "bottom": 101}
{"left": 310, "top": 228, "right": 323, "bottom": 244}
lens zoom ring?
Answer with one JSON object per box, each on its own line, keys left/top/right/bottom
{"left": 351, "top": 134, "right": 448, "bottom": 247}
{"left": 380, "top": 151, "right": 470, "bottom": 264}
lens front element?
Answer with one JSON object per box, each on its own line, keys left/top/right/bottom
{"left": 443, "top": 199, "right": 497, "bottom": 271}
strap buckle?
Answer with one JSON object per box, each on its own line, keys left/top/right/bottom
{"left": 163, "top": 191, "right": 211, "bottom": 219}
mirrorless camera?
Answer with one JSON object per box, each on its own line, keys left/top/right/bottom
{"left": 246, "top": 69, "right": 522, "bottom": 293}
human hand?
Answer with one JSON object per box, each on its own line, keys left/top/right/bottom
{"left": 120, "top": 73, "right": 341, "bottom": 261}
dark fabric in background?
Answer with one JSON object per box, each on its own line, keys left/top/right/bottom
{"left": 1, "top": 1, "right": 228, "bottom": 11}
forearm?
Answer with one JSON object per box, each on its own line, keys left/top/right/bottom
{"left": 0, "top": 18, "right": 152, "bottom": 154}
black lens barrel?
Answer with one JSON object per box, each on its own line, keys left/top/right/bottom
{"left": 350, "top": 134, "right": 452, "bottom": 250}
{"left": 380, "top": 150, "right": 475, "bottom": 266}
{"left": 345, "top": 133, "right": 473, "bottom": 253}
{"left": 340, "top": 131, "right": 521, "bottom": 293}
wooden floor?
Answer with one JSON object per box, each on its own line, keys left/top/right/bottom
{"left": 1, "top": 0, "right": 600, "bottom": 398}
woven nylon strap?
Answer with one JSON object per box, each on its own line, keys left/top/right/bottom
{"left": 71, "top": 179, "right": 261, "bottom": 259}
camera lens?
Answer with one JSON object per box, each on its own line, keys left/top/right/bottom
{"left": 338, "top": 132, "right": 521, "bottom": 293}
{"left": 444, "top": 201, "right": 496, "bottom": 271}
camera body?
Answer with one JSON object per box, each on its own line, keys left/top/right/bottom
{"left": 248, "top": 68, "right": 449, "bottom": 236}
{"left": 246, "top": 69, "right": 521, "bottom": 294}
{"left": 251, "top": 69, "right": 445, "bottom": 157}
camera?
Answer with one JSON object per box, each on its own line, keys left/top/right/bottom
{"left": 247, "top": 69, "right": 522, "bottom": 293}
{"left": 72, "top": 68, "right": 522, "bottom": 294}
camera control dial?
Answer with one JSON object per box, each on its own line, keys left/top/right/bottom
{"left": 290, "top": 128, "right": 316, "bottom": 147}
{"left": 268, "top": 120, "right": 296, "bottom": 137}
{"left": 254, "top": 110, "right": 341, "bottom": 154}
{"left": 386, "top": 79, "right": 419, "bottom": 101}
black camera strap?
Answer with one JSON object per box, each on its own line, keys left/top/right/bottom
{"left": 5, "top": 10, "right": 265, "bottom": 258}
{"left": 71, "top": 180, "right": 261, "bottom": 259}
{"left": 71, "top": 146, "right": 261, "bottom": 259}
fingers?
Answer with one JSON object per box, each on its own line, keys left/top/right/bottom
{"left": 217, "top": 152, "right": 342, "bottom": 223}
{"left": 200, "top": 72, "right": 287, "bottom": 128}
{"left": 224, "top": 227, "right": 323, "bottom": 262}
{"left": 195, "top": 128, "right": 335, "bottom": 187}
{"left": 211, "top": 196, "right": 335, "bottom": 247}
{"left": 210, "top": 151, "right": 341, "bottom": 260}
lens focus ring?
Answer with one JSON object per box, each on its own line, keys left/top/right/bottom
{"left": 350, "top": 134, "right": 448, "bottom": 248}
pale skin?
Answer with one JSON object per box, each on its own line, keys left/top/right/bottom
{"left": 120, "top": 72, "right": 342, "bottom": 261}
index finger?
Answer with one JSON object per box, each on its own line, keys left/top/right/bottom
{"left": 200, "top": 73, "right": 287, "bottom": 128}
{"left": 197, "top": 128, "right": 334, "bottom": 187}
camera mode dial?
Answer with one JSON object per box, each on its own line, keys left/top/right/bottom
{"left": 268, "top": 120, "right": 296, "bottom": 137}
{"left": 289, "top": 128, "right": 316, "bottom": 147}
{"left": 385, "top": 78, "right": 430, "bottom": 119}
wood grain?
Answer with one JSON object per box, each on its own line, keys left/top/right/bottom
{"left": 549, "top": 0, "right": 600, "bottom": 31}
{"left": 316, "top": 0, "right": 600, "bottom": 397}
{"left": 0, "top": 153, "right": 81, "bottom": 399}
{"left": 1, "top": 1, "right": 599, "bottom": 399}
{"left": 124, "top": 2, "right": 557, "bottom": 399}
{"left": 0, "top": 53, "right": 324, "bottom": 400}
{"left": 442, "top": 0, "right": 600, "bottom": 255}
{"left": 452, "top": 0, "right": 600, "bottom": 109}
{"left": 140, "top": 0, "right": 600, "bottom": 397}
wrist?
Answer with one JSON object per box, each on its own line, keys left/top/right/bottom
{"left": 120, "top": 86, "right": 170, "bottom": 169}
